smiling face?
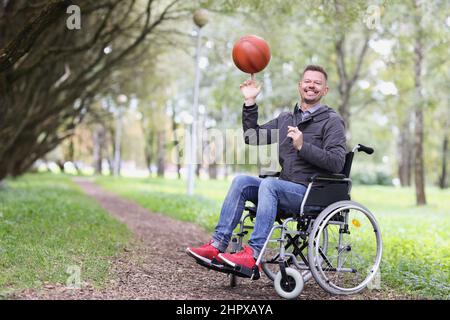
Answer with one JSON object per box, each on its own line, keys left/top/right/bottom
{"left": 298, "top": 70, "right": 329, "bottom": 105}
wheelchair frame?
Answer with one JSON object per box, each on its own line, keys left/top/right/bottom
{"left": 226, "top": 144, "right": 383, "bottom": 299}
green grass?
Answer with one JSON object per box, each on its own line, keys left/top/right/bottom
{"left": 352, "top": 186, "right": 450, "bottom": 299}
{"left": 0, "top": 174, "right": 132, "bottom": 297}
{"left": 96, "top": 175, "right": 450, "bottom": 299}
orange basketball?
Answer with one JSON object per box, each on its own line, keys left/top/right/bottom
{"left": 232, "top": 35, "right": 271, "bottom": 74}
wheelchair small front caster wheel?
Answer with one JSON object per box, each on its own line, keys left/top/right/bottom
{"left": 274, "top": 267, "right": 304, "bottom": 299}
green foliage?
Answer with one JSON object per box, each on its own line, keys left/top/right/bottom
{"left": 352, "top": 168, "right": 394, "bottom": 186}
{"left": 0, "top": 174, "right": 131, "bottom": 296}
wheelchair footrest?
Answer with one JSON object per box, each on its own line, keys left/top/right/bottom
{"left": 194, "top": 258, "right": 260, "bottom": 280}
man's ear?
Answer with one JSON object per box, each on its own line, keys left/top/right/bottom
{"left": 323, "top": 86, "right": 329, "bottom": 96}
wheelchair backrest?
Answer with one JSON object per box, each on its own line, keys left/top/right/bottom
{"left": 341, "top": 152, "right": 354, "bottom": 178}
{"left": 303, "top": 182, "right": 351, "bottom": 209}
{"left": 302, "top": 151, "right": 354, "bottom": 210}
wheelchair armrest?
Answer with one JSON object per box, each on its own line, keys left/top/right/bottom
{"left": 309, "top": 173, "right": 347, "bottom": 182}
{"left": 259, "top": 171, "right": 281, "bottom": 179}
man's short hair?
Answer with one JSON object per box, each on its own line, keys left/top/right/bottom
{"left": 302, "top": 65, "right": 328, "bottom": 81}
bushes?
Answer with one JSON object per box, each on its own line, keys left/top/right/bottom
{"left": 351, "top": 163, "right": 394, "bottom": 186}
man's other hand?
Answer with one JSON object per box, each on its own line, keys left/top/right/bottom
{"left": 287, "top": 126, "right": 303, "bottom": 150}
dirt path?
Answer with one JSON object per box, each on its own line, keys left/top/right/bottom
{"left": 14, "top": 178, "right": 409, "bottom": 300}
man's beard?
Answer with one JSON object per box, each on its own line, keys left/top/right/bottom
{"left": 302, "top": 96, "right": 321, "bottom": 104}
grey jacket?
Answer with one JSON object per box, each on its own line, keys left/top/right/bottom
{"left": 243, "top": 103, "right": 347, "bottom": 186}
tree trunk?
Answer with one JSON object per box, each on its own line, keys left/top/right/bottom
{"left": 106, "top": 158, "right": 113, "bottom": 175}
{"left": 397, "top": 119, "right": 413, "bottom": 186}
{"left": 223, "top": 164, "right": 229, "bottom": 180}
{"left": 195, "top": 163, "right": 201, "bottom": 178}
{"left": 144, "top": 132, "right": 154, "bottom": 176}
{"left": 156, "top": 131, "right": 165, "bottom": 177}
{"left": 68, "top": 137, "right": 81, "bottom": 175}
{"left": 208, "top": 163, "right": 218, "bottom": 179}
{"left": 204, "top": 139, "right": 217, "bottom": 180}
{"left": 413, "top": 4, "right": 426, "bottom": 205}
{"left": 177, "top": 163, "right": 182, "bottom": 180}
{"left": 145, "top": 152, "right": 153, "bottom": 176}
{"left": 414, "top": 109, "right": 426, "bottom": 205}
{"left": 171, "top": 108, "right": 181, "bottom": 179}
{"left": 56, "top": 159, "right": 65, "bottom": 173}
{"left": 92, "top": 130, "right": 101, "bottom": 174}
{"left": 92, "top": 125, "right": 105, "bottom": 175}
{"left": 438, "top": 136, "right": 448, "bottom": 189}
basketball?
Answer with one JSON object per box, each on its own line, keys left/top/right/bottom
{"left": 232, "top": 35, "right": 271, "bottom": 74}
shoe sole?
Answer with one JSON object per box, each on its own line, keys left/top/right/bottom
{"left": 218, "top": 253, "right": 237, "bottom": 268}
{"left": 186, "top": 248, "right": 213, "bottom": 265}
{"left": 186, "top": 248, "right": 225, "bottom": 265}
{"left": 219, "top": 253, "right": 261, "bottom": 274}
{"left": 218, "top": 253, "right": 261, "bottom": 280}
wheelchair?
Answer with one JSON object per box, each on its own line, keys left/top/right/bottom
{"left": 195, "top": 144, "right": 383, "bottom": 299}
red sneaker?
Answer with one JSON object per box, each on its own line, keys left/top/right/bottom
{"left": 219, "top": 246, "right": 261, "bottom": 271}
{"left": 186, "top": 240, "right": 224, "bottom": 264}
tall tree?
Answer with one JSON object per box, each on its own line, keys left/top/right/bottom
{"left": 0, "top": 0, "right": 190, "bottom": 181}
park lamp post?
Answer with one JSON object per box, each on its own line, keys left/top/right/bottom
{"left": 114, "top": 94, "right": 128, "bottom": 177}
{"left": 187, "top": 9, "right": 209, "bottom": 196}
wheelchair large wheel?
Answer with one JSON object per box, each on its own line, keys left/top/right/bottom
{"left": 308, "top": 201, "right": 382, "bottom": 295}
{"left": 262, "top": 226, "right": 328, "bottom": 281}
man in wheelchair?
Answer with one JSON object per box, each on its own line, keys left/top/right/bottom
{"left": 187, "top": 64, "right": 347, "bottom": 272}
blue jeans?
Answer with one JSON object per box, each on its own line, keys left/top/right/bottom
{"left": 212, "top": 175, "right": 307, "bottom": 258}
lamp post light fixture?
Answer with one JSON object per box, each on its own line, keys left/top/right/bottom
{"left": 193, "top": 9, "right": 209, "bottom": 28}
{"left": 187, "top": 9, "right": 209, "bottom": 196}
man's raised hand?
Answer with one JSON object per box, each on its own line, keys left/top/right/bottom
{"left": 240, "top": 74, "right": 261, "bottom": 106}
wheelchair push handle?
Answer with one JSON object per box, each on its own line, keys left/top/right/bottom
{"left": 356, "top": 144, "right": 374, "bottom": 155}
